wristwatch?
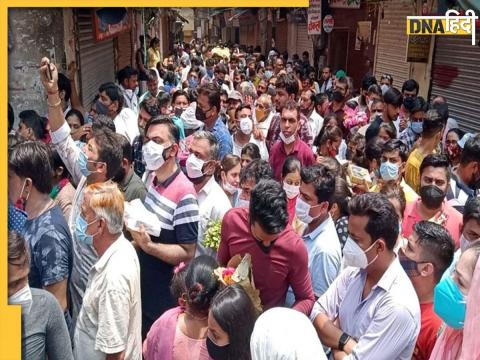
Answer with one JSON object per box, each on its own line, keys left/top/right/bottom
{"left": 338, "top": 332, "right": 351, "bottom": 351}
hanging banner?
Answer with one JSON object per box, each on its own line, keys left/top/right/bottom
{"left": 92, "top": 8, "right": 131, "bottom": 42}
{"left": 308, "top": 0, "right": 322, "bottom": 35}
{"left": 330, "top": 0, "right": 361, "bottom": 9}
{"left": 406, "top": 35, "right": 432, "bottom": 63}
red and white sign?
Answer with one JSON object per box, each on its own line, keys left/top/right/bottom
{"left": 323, "top": 15, "right": 334, "bottom": 33}
{"left": 307, "top": 0, "right": 322, "bottom": 35}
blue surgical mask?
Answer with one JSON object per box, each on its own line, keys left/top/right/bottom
{"left": 264, "top": 70, "right": 273, "bottom": 79}
{"left": 75, "top": 214, "right": 98, "bottom": 246}
{"left": 380, "top": 161, "right": 399, "bottom": 181}
{"left": 78, "top": 150, "right": 92, "bottom": 177}
{"left": 207, "top": 69, "right": 214, "bottom": 78}
{"left": 433, "top": 276, "right": 466, "bottom": 329}
{"left": 188, "top": 78, "right": 198, "bottom": 89}
{"left": 411, "top": 121, "right": 423, "bottom": 135}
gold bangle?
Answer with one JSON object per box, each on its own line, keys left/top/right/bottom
{"left": 48, "top": 98, "right": 62, "bottom": 107}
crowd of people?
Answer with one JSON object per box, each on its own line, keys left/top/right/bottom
{"left": 7, "top": 38, "right": 480, "bottom": 360}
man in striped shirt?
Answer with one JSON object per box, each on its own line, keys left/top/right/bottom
{"left": 128, "top": 117, "right": 199, "bottom": 339}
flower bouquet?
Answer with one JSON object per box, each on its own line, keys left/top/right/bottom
{"left": 344, "top": 106, "right": 369, "bottom": 132}
{"left": 214, "top": 253, "right": 262, "bottom": 314}
{"left": 202, "top": 219, "right": 222, "bottom": 251}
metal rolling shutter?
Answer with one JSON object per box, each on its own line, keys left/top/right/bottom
{"left": 296, "top": 23, "right": 313, "bottom": 63}
{"left": 76, "top": 9, "right": 115, "bottom": 107}
{"left": 117, "top": 30, "right": 133, "bottom": 70}
{"left": 374, "top": 0, "right": 414, "bottom": 89}
{"left": 430, "top": 30, "right": 480, "bottom": 133}
{"left": 275, "top": 21, "right": 288, "bottom": 53}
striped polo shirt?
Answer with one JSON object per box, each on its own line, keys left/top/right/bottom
{"left": 139, "top": 168, "right": 199, "bottom": 333}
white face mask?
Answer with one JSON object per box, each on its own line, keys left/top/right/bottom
{"left": 460, "top": 234, "right": 480, "bottom": 252}
{"left": 343, "top": 236, "right": 378, "bottom": 269}
{"left": 8, "top": 284, "right": 32, "bottom": 317}
{"left": 239, "top": 117, "right": 253, "bottom": 135}
{"left": 186, "top": 153, "right": 205, "bottom": 179}
{"left": 283, "top": 182, "right": 299, "bottom": 200}
{"left": 295, "top": 197, "right": 322, "bottom": 224}
{"left": 279, "top": 131, "right": 296, "bottom": 145}
{"left": 236, "top": 191, "right": 250, "bottom": 209}
{"left": 143, "top": 141, "right": 169, "bottom": 171}
{"left": 223, "top": 180, "right": 238, "bottom": 195}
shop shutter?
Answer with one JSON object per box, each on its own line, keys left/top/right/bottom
{"left": 117, "top": 30, "right": 133, "bottom": 70}
{"left": 275, "top": 20, "right": 288, "bottom": 53}
{"left": 76, "top": 9, "right": 115, "bottom": 107}
{"left": 240, "top": 24, "right": 248, "bottom": 46}
{"left": 374, "top": 0, "right": 414, "bottom": 89}
{"left": 430, "top": 30, "right": 480, "bottom": 133}
{"left": 296, "top": 23, "right": 313, "bottom": 64}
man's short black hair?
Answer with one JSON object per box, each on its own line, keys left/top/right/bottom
{"left": 58, "top": 73, "right": 72, "bottom": 102}
{"left": 420, "top": 154, "right": 450, "bottom": 180}
{"left": 99, "top": 82, "right": 124, "bottom": 110}
{"left": 464, "top": 197, "right": 480, "bottom": 225}
{"left": 197, "top": 83, "right": 221, "bottom": 113}
{"left": 92, "top": 114, "right": 116, "bottom": 133}
{"left": 116, "top": 133, "right": 133, "bottom": 163}
{"left": 300, "top": 164, "right": 336, "bottom": 207}
{"left": 117, "top": 66, "right": 139, "bottom": 84}
{"left": 239, "top": 159, "right": 273, "bottom": 186}
{"left": 250, "top": 179, "right": 289, "bottom": 234}
{"left": 430, "top": 102, "right": 449, "bottom": 124}
{"left": 348, "top": 192, "right": 399, "bottom": 250}
{"left": 275, "top": 73, "right": 299, "bottom": 96}
{"left": 361, "top": 75, "right": 377, "bottom": 91}
{"left": 460, "top": 134, "right": 480, "bottom": 165}
{"left": 407, "top": 96, "right": 428, "bottom": 114}
{"left": 140, "top": 96, "right": 161, "bottom": 117}
{"left": 414, "top": 221, "right": 454, "bottom": 282}
{"left": 18, "top": 110, "right": 48, "bottom": 141}
{"left": 382, "top": 139, "right": 409, "bottom": 162}
{"left": 145, "top": 116, "right": 180, "bottom": 144}
{"left": 8, "top": 140, "right": 53, "bottom": 194}
{"left": 93, "top": 128, "right": 123, "bottom": 179}
{"left": 401, "top": 79, "right": 419, "bottom": 95}
{"left": 365, "top": 136, "right": 385, "bottom": 163}
{"left": 421, "top": 110, "right": 444, "bottom": 138}
{"left": 383, "top": 88, "right": 403, "bottom": 107}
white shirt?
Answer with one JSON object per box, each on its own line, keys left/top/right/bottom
{"left": 120, "top": 85, "right": 139, "bottom": 115}
{"left": 195, "top": 176, "right": 232, "bottom": 257}
{"left": 311, "top": 258, "right": 420, "bottom": 360}
{"left": 50, "top": 122, "right": 95, "bottom": 324}
{"left": 74, "top": 235, "right": 142, "bottom": 360}
{"left": 307, "top": 109, "right": 324, "bottom": 139}
{"left": 231, "top": 134, "right": 269, "bottom": 161}
{"left": 114, "top": 108, "right": 140, "bottom": 145}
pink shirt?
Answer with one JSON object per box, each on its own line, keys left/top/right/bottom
{"left": 172, "top": 323, "right": 210, "bottom": 360}
{"left": 402, "top": 199, "right": 462, "bottom": 249}
{"left": 269, "top": 138, "right": 315, "bottom": 180}
{"left": 217, "top": 208, "right": 315, "bottom": 316}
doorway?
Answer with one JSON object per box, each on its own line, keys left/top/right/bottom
{"left": 328, "top": 28, "right": 350, "bottom": 73}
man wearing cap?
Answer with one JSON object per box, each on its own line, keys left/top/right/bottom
{"left": 226, "top": 90, "right": 243, "bottom": 133}
{"left": 447, "top": 133, "right": 480, "bottom": 213}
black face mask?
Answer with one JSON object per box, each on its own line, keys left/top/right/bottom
{"left": 419, "top": 185, "right": 446, "bottom": 210}
{"left": 195, "top": 106, "right": 207, "bottom": 121}
{"left": 206, "top": 337, "right": 230, "bottom": 360}
{"left": 332, "top": 90, "right": 344, "bottom": 102}
{"left": 403, "top": 96, "right": 416, "bottom": 111}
